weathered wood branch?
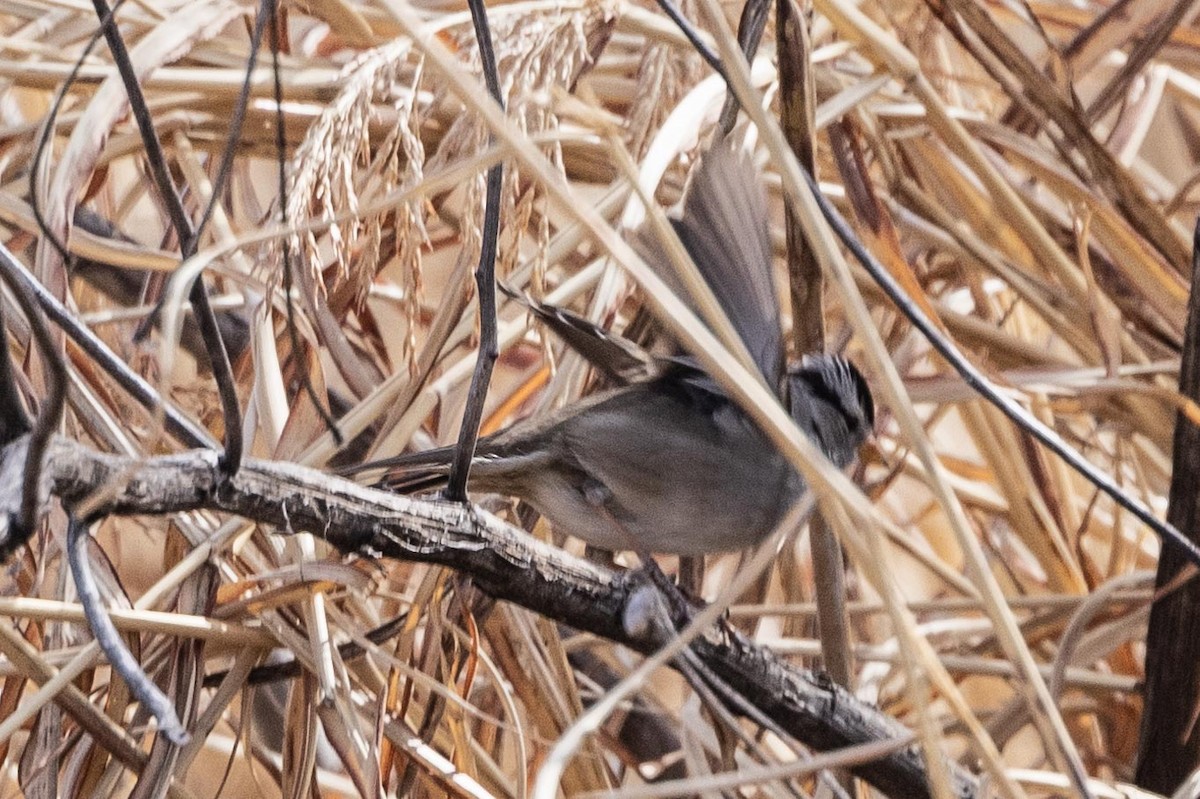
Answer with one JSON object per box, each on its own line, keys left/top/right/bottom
{"left": 0, "top": 433, "right": 977, "bottom": 799}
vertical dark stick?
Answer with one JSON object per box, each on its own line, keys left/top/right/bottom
{"left": 1134, "top": 219, "right": 1200, "bottom": 793}
{"left": 446, "top": 0, "right": 504, "bottom": 502}
{"left": 194, "top": 0, "right": 270, "bottom": 244}
{"left": 90, "top": 0, "right": 243, "bottom": 474}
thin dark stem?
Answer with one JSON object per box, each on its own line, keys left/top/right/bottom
{"left": 446, "top": 0, "right": 504, "bottom": 501}
{"left": 717, "top": 0, "right": 770, "bottom": 136}
{"left": 25, "top": 3, "right": 211, "bottom": 448}
{"left": 194, "top": 0, "right": 270, "bottom": 244}
{"left": 0, "top": 242, "right": 213, "bottom": 449}
{"left": 91, "top": 0, "right": 189, "bottom": 243}
{"left": 469, "top": 0, "right": 503, "bottom": 102}
{"left": 655, "top": 0, "right": 728, "bottom": 82}
{"left": 30, "top": 8, "right": 114, "bottom": 264}
{"left": 266, "top": 1, "right": 343, "bottom": 445}
{"left": 66, "top": 515, "right": 190, "bottom": 745}
{"left": 90, "top": 0, "right": 243, "bottom": 474}
{"left": 0, "top": 257, "right": 65, "bottom": 545}
{"left": 802, "top": 166, "right": 1200, "bottom": 569}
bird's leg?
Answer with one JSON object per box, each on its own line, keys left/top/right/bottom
{"left": 638, "top": 551, "right": 702, "bottom": 627}
{"left": 585, "top": 492, "right": 707, "bottom": 629}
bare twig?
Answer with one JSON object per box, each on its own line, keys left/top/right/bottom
{"left": 654, "top": 0, "right": 728, "bottom": 81}
{"left": 91, "top": 0, "right": 243, "bottom": 473}
{"left": 65, "top": 516, "right": 189, "bottom": 745}
{"left": 193, "top": 0, "right": 269, "bottom": 244}
{"left": 446, "top": 0, "right": 505, "bottom": 500}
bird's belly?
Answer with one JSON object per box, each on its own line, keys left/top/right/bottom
{"left": 520, "top": 478, "right": 635, "bottom": 552}
{"left": 624, "top": 487, "right": 794, "bottom": 554}
{"left": 523, "top": 465, "right": 798, "bottom": 555}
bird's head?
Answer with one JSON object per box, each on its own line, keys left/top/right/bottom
{"left": 786, "top": 355, "right": 874, "bottom": 468}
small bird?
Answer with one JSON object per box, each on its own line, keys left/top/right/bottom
{"left": 341, "top": 144, "right": 874, "bottom": 555}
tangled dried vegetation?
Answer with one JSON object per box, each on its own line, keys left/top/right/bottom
{"left": 1, "top": 0, "right": 1198, "bottom": 796}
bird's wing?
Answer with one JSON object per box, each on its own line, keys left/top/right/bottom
{"left": 503, "top": 290, "right": 661, "bottom": 385}
{"left": 633, "top": 144, "right": 783, "bottom": 387}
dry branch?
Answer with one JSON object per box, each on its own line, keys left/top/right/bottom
{"left": 0, "top": 432, "right": 977, "bottom": 799}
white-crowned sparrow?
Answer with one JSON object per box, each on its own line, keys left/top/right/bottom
{"left": 341, "top": 144, "right": 874, "bottom": 554}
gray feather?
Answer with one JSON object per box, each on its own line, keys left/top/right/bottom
{"left": 633, "top": 145, "right": 783, "bottom": 387}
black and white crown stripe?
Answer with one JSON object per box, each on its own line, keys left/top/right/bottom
{"left": 799, "top": 355, "right": 875, "bottom": 428}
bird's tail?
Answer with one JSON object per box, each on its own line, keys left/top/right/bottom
{"left": 336, "top": 446, "right": 456, "bottom": 493}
